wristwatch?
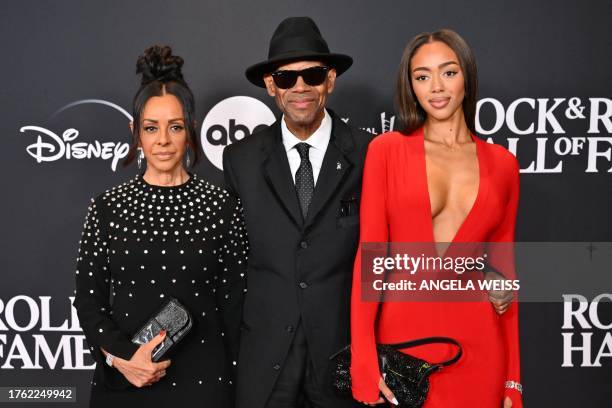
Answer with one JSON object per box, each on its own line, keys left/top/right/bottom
{"left": 105, "top": 353, "right": 115, "bottom": 367}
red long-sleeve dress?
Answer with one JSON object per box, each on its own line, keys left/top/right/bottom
{"left": 350, "top": 128, "right": 522, "bottom": 407}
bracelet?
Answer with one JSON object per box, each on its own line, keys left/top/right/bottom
{"left": 505, "top": 380, "right": 523, "bottom": 394}
{"left": 105, "top": 353, "right": 115, "bottom": 367}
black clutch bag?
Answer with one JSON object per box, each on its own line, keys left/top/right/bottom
{"left": 329, "top": 337, "right": 462, "bottom": 408}
{"left": 131, "top": 297, "right": 193, "bottom": 362}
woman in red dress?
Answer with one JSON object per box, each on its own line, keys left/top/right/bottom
{"left": 350, "top": 30, "right": 523, "bottom": 407}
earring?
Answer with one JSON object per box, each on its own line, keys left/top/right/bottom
{"left": 185, "top": 150, "right": 191, "bottom": 168}
{"left": 137, "top": 147, "right": 144, "bottom": 169}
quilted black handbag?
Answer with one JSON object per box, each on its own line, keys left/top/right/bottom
{"left": 330, "top": 337, "right": 462, "bottom": 408}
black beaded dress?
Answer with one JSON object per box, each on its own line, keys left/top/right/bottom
{"left": 74, "top": 174, "right": 248, "bottom": 407}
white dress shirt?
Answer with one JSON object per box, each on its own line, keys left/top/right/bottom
{"left": 281, "top": 109, "right": 332, "bottom": 186}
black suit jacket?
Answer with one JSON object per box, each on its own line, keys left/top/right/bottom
{"left": 223, "top": 110, "right": 374, "bottom": 408}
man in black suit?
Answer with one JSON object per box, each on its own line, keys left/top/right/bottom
{"left": 223, "top": 17, "right": 371, "bottom": 408}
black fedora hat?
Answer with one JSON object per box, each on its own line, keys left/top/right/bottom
{"left": 245, "top": 17, "right": 353, "bottom": 88}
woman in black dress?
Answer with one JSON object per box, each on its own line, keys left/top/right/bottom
{"left": 74, "top": 45, "right": 248, "bottom": 406}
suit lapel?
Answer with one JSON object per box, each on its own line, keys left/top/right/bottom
{"left": 261, "top": 121, "right": 303, "bottom": 228}
{"left": 304, "top": 113, "right": 355, "bottom": 229}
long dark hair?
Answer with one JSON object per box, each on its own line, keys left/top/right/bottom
{"left": 395, "top": 29, "right": 478, "bottom": 135}
{"left": 124, "top": 45, "right": 199, "bottom": 167}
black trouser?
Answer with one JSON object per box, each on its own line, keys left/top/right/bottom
{"left": 265, "top": 322, "right": 356, "bottom": 408}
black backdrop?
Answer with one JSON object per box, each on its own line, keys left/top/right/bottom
{"left": 1, "top": 0, "right": 611, "bottom": 406}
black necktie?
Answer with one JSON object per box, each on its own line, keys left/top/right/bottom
{"left": 295, "top": 143, "right": 314, "bottom": 219}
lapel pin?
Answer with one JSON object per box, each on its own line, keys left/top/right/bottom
{"left": 336, "top": 161, "right": 342, "bottom": 170}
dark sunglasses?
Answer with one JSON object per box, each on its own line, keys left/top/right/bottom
{"left": 271, "top": 66, "right": 330, "bottom": 89}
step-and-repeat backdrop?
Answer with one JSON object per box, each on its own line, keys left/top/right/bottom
{"left": 1, "top": 0, "right": 611, "bottom": 406}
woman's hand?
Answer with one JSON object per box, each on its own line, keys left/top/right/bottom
{"left": 357, "top": 377, "right": 399, "bottom": 406}
{"left": 488, "top": 287, "right": 513, "bottom": 314}
{"left": 484, "top": 272, "right": 513, "bottom": 315}
{"left": 102, "top": 331, "right": 171, "bottom": 388}
{"left": 503, "top": 396, "right": 513, "bottom": 407}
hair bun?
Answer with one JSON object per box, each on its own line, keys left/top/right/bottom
{"left": 136, "top": 45, "right": 184, "bottom": 85}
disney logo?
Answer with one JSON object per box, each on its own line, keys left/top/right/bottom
{"left": 21, "top": 126, "right": 130, "bottom": 172}
{"left": 20, "top": 99, "right": 133, "bottom": 172}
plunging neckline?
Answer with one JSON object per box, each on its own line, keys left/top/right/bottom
{"left": 420, "top": 129, "right": 486, "bottom": 245}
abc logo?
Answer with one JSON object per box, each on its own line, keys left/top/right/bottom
{"left": 201, "top": 96, "right": 275, "bottom": 170}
